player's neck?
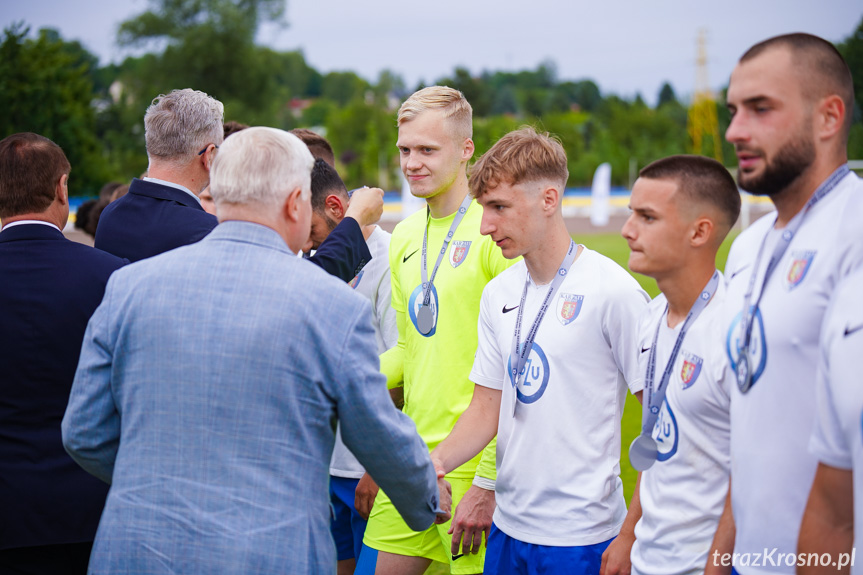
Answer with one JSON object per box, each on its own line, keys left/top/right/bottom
{"left": 658, "top": 260, "right": 716, "bottom": 328}
{"left": 525, "top": 225, "right": 579, "bottom": 285}
{"left": 426, "top": 178, "right": 470, "bottom": 219}
{"left": 772, "top": 156, "right": 846, "bottom": 228}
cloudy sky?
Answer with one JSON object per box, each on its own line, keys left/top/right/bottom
{"left": 3, "top": 0, "right": 861, "bottom": 104}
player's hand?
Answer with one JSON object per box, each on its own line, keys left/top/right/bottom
{"left": 435, "top": 476, "right": 453, "bottom": 524}
{"left": 345, "top": 186, "right": 384, "bottom": 227}
{"left": 448, "top": 484, "right": 494, "bottom": 555}
{"left": 354, "top": 473, "right": 379, "bottom": 520}
{"left": 599, "top": 529, "right": 635, "bottom": 575}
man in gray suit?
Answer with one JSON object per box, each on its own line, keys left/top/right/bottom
{"left": 62, "top": 127, "right": 450, "bottom": 574}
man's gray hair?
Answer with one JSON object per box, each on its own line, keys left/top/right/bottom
{"left": 144, "top": 89, "right": 224, "bottom": 162}
{"left": 210, "top": 127, "right": 313, "bottom": 210}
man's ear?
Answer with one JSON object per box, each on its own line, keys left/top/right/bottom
{"left": 282, "top": 187, "right": 304, "bottom": 223}
{"left": 690, "top": 217, "right": 714, "bottom": 248}
{"left": 541, "top": 184, "right": 561, "bottom": 213}
{"left": 56, "top": 174, "right": 69, "bottom": 206}
{"left": 462, "top": 138, "right": 475, "bottom": 162}
{"left": 816, "top": 94, "right": 845, "bottom": 142}
{"left": 201, "top": 144, "right": 218, "bottom": 172}
{"left": 324, "top": 194, "right": 346, "bottom": 220}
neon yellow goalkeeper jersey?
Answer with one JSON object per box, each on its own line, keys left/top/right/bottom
{"left": 381, "top": 198, "right": 517, "bottom": 480}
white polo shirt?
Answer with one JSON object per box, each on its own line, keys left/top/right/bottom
{"left": 631, "top": 280, "right": 731, "bottom": 575}
{"left": 470, "top": 248, "right": 648, "bottom": 546}
{"left": 722, "top": 171, "right": 863, "bottom": 573}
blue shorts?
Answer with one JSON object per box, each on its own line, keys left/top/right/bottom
{"left": 330, "top": 476, "right": 367, "bottom": 561}
{"left": 484, "top": 523, "right": 613, "bottom": 575}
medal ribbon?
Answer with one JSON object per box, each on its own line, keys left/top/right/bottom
{"left": 420, "top": 194, "right": 473, "bottom": 308}
{"left": 735, "top": 164, "right": 850, "bottom": 391}
{"left": 509, "top": 240, "right": 578, "bottom": 404}
{"left": 639, "top": 270, "right": 721, "bottom": 439}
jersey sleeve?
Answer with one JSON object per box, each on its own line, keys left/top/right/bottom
{"left": 468, "top": 285, "right": 501, "bottom": 482}
{"left": 809, "top": 317, "right": 853, "bottom": 470}
{"left": 470, "top": 284, "right": 505, "bottom": 391}
{"left": 375, "top": 264, "right": 398, "bottom": 351}
{"left": 380, "top": 239, "right": 406, "bottom": 388}
{"left": 603, "top": 279, "right": 650, "bottom": 395}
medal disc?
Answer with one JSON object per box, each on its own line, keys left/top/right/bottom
{"left": 629, "top": 434, "right": 659, "bottom": 471}
{"left": 736, "top": 353, "right": 751, "bottom": 393}
{"left": 417, "top": 305, "right": 435, "bottom": 335}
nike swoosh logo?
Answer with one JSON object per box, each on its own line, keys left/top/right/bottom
{"left": 452, "top": 554, "right": 465, "bottom": 561}
{"left": 641, "top": 346, "right": 651, "bottom": 353}
{"left": 502, "top": 304, "right": 519, "bottom": 314}
{"left": 729, "top": 264, "right": 751, "bottom": 280}
{"left": 845, "top": 324, "right": 863, "bottom": 337}
{"left": 403, "top": 249, "right": 418, "bottom": 263}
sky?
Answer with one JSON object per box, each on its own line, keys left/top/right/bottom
{"left": 3, "top": 0, "right": 862, "bottom": 105}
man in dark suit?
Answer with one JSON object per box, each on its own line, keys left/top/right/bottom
{"left": 0, "top": 132, "right": 126, "bottom": 574}
{"left": 95, "top": 89, "right": 379, "bottom": 281}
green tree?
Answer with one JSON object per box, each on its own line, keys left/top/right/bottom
{"left": 0, "top": 24, "right": 108, "bottom": 195}
{"left": 321, "top": 71, "right": 369, "bottom": 107}
{"left": 837, "top": 15, "right": 863, "bottom": 157}
{"left": 116, "top": 0, "right": 287, "bottom": 122}
{"left": 657, "top": 82, "right": 678, "bottom": 107}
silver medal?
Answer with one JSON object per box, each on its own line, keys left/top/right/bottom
{"left": 736, "top": 353, "right": 751, "bottom": 393}
{"left": 417, "top": 305, "right": 435, "bottom": 335}
{"left": 629, "top": 434, "right": 659, "bottom": 471}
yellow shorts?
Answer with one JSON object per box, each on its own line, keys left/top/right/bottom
{"left": 363, "top": 475, "right": 486, "bottom": 574}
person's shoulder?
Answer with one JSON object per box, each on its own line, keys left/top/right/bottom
{"left": 580, "top": 247, "right": 642, "bottom": 289}
{"left": 486, "top": 259, "right": 526, "bottom": 291}
{"left": 368, "top": 226, "right": 392, "bottom": 255}
{"left": 391, "top": 208, "right": 426, "bottom": 239}
{"left": 825, "top": 172, "right": 863, "bottom": 225}
{"left": 64, "top": 240, "right": 127, "bottom": 271}
{"left": 733, "top": 211, "right": 774, "bottom": 245}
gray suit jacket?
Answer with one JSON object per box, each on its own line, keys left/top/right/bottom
{"left": 63, "top": 221, "right": 439, "bottom": 574}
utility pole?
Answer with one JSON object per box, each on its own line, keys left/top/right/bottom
{"left": 687, "top": 29, "right": 723, "bottom": 163}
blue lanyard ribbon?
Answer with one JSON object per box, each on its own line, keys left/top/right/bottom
{"left": 420, "top": 194, "right": 473, "bottom": 307}
{"left": 735, "top": 164, "right": 849, "bottom": 392}
{"left": 642, "top": 270, "right": 720, "bottom": 434}
{"left": 508, "top": 240, "right": 578, "bottom": 416}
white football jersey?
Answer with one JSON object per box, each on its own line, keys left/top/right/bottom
{"left": 630, "top": 281, "right": 731, "bottom": 575}
{"left": 470, "top": 248, "right": 648, "bottom": 546}
{"left": 810, "top": 268, "right": 863, "bottom": 575}
{"left": 722, "top": 171, "right": 863, "bottom": 573}
{"left": 330, "top": 226, "right": 398, "bottom": 478}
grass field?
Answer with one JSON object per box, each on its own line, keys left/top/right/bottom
{"left": 424, "top": 231, "right": 737, "bottom": 575}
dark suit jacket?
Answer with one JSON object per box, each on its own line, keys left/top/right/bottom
{"left": 0, "top": 223, "right": 126, "bottom": 550}
{"left": 95, "top": 178, "right": 371, "bottom": 280}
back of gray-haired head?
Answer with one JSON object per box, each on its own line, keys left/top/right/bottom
{"left": 210, "top": 127, "right": 314, "bottom": 211}
{"left": 144, "top": 89, "right": 225, "bottom": 163}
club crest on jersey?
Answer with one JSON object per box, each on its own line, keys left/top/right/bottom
{"left": 506, "top": 342, "right": 551, "bottom": 404}
{"left": 652, "top": 399, "right": 679, "bottom": 462}
{"left": 726, "top": 306, "right": 768, "bottom": 390}
{"left": 785, "top": 250, "right": 816, "bottom": 290}
{"left": 556, "top": 293, "right": 584, "bottom": 326}
{"left": 348, "top": 270, "right": 364, "bottom": 290}
{"left": 449, "top": 241, "right": 471, "bottom": 268}
{"left": 679, "top": 351, "right": 703, "bottom": 389}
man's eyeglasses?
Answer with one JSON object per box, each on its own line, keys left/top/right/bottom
{"left": 198, "top": 144, "right": 219, "bottom": 155}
